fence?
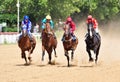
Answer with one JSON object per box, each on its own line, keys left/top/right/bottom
{"left": 0, "top": 32, "right": 41, "bottom": 44}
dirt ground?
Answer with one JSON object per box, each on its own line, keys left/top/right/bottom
{"left": 0, "top": 22, "right": 120, "bottom": 82}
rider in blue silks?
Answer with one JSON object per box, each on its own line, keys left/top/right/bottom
{"left": 41, "top": 15, "right": 56, "bottom": 39}
{"left": 18, "top": 15, "right": 33, "bottom": 42}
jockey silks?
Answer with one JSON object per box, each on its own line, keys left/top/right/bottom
{"left": 41, "top": 18, "right": 54, "bottom": 29}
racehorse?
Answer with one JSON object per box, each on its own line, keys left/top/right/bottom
{"left": 41, "top": 23, "right": 57, "bottom": 64}
{"left": 62, "top": 25, "right": 78, "bottom": 67}
{"left": 85, "top": 23, "right": 101, "bottom": 63}
{"left": 18, "top": 29, "right": 36, "bottom": 65}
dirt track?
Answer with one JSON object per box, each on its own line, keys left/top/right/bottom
{"left": 0, "top": 23, "right": 120, "bottom": 82}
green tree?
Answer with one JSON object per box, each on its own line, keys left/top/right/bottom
{"left": 0, "top": 0, "right": 120, "bottom": 30}
{"left": 0, "top": 0, "right": 17, "bottom": 26}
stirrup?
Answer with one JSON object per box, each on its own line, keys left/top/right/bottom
{"left": 72, "top": 39, "right": 76, "bottom": 41}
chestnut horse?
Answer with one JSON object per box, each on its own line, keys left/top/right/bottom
{"left": 18, "top": 29, "right": 36, "bottom": 65}
{"left": 62, "top": 25, "right": 78, "bottom": 67}
{"left": 41, "top": 23, "right": 57, "bottom": 64}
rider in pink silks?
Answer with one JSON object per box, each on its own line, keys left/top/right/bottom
{"left": 61, "top": 16, "right": 76, "bottom": 41}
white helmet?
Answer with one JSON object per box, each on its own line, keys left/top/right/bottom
{"left": 46, "top": 15, "right": 51, "bottom": 19}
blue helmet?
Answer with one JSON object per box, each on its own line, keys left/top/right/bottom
{"left": 24, "top": 15, "right": 29, "bottom": 20}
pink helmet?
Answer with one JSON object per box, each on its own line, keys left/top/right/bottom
{"left": 67, "top": 17, "right": 72, "bottom": 22}
{"left": 88, "top": 15, "right": 92, "bottom": 19}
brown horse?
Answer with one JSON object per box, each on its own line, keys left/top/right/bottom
{"left": 62, "top": 25, "right": 78, "bottom": 67}
{"left": 41, "top": 23, "right": 57, "bottom": 64}
{"left": 18, "top": 29, "right": 36, "bottom": 65}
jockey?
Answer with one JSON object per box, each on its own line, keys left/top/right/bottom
{"left": 42, "top": 15, "right": 54, "bottom": 29}
{"left": 86, "top": 15, "right": 100, "bottom": 40}
{"left": 86, "top": 15, "right": 99, "bottom": 34}
{"left": 41, "top": 15, "right": 56, "bottom": 39}
{"left": 62, "top": 16, "right": 76, "bottom": 41}
{"left": 19, "top": 15, "right": 33, "bottom": 42}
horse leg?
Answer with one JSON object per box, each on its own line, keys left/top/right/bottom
{"left": 54, "top": 48, "right": 57, "bottom": 57}
{"left": 28, "top": 56, "right": 32, "bottom": 64}
{"left": 30, "top": 43, "right": 36, "bottom": 54}
{"left": 42, "top": 45, "right": 45, "bottom": 61}
{"left": 42, "top": 51, "right": 45, "bottom": 61}
{"left": 65, "top": 50, "right": 70, "bottom": 67}
{"left": 28, "top": 43, "right": 36, "bottom": 64}
{"left": 71, "top": 50, "right": 74, "bottom": 61}
{"left": 48, "top": 53, "right": 52, "bottom": 64}
{"left": 22, "top": 51, "right": 27, "bottom": 64}
{"left": 28, "top": 49, "right": 32, "bottom": 64}
{"left": 87, "top": 48, "right": 93, "bottom": 62}
{"left": 95, "top": 46, "right": 100, "bottom": 64}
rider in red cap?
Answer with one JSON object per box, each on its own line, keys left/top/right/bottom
{"left": 86, "top": 15, "right": 99, "bottom": 34}
{"left": 86, "top": 15, "right": 100, "bottom": 39}
{"left": 61, "top": 16, "right": 76, "bottom": 41}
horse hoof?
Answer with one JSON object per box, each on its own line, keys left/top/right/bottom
{"left": 68, "top": 65, "right": 70, "bottom": 67}
{"left": 48, "top": 62, "right": 51, "bottom": 64}
{"left": 29, "top": 60, "right": 32, "bottom": 63}
{"left": 24, "top": 63, "right": 29, "bottom": 65}
{"left": 95, "top": 61, "right": 97, "bottom": 64}
{"left": 21, "top": 55, "right": 25, "bottom": 58}
{"left": 89, "top": 59, "right": 94, "bottom": 62}
{"left": 28, "top": 57, "right": 32, "bottom": 60}
{"left": 55, "top": 55, "right": 58, "bottom": 58}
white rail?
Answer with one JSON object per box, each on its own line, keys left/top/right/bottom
{"left": 0, "top": 32, "right": 41, "bottom": 44}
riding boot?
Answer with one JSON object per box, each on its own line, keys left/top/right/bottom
{"left": 71, "top": 34, "right": 76, "bottom": 41}
{"left": 61, "top": 34, "right": 65, "bottom": 41}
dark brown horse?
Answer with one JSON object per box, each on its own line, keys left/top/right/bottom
{"left": 62, "top": 25, "right": 78, "bottom": 67}
{"left": 41, "top": 23, "right": 57, "bottom": 64}
{"left": 85, "top": 23, "right": 101, "bottom": 63}
{"left": 18, "top": 29, "right": 36, "bottom": 65}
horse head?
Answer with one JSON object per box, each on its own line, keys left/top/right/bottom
{"left": 44, "top": 22, "right": 53, "bottom": 37}
{"left": 63, "top": 24, "right": 72, "bottom": 41}
{"left": 87, "top": 23, "right": 95, "bottom": 38}
{"left": 45, "top": 23, "right": 51, "bottom": 33}
{"left": 22, "top": 29, "right": 28, "bottom": 37}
